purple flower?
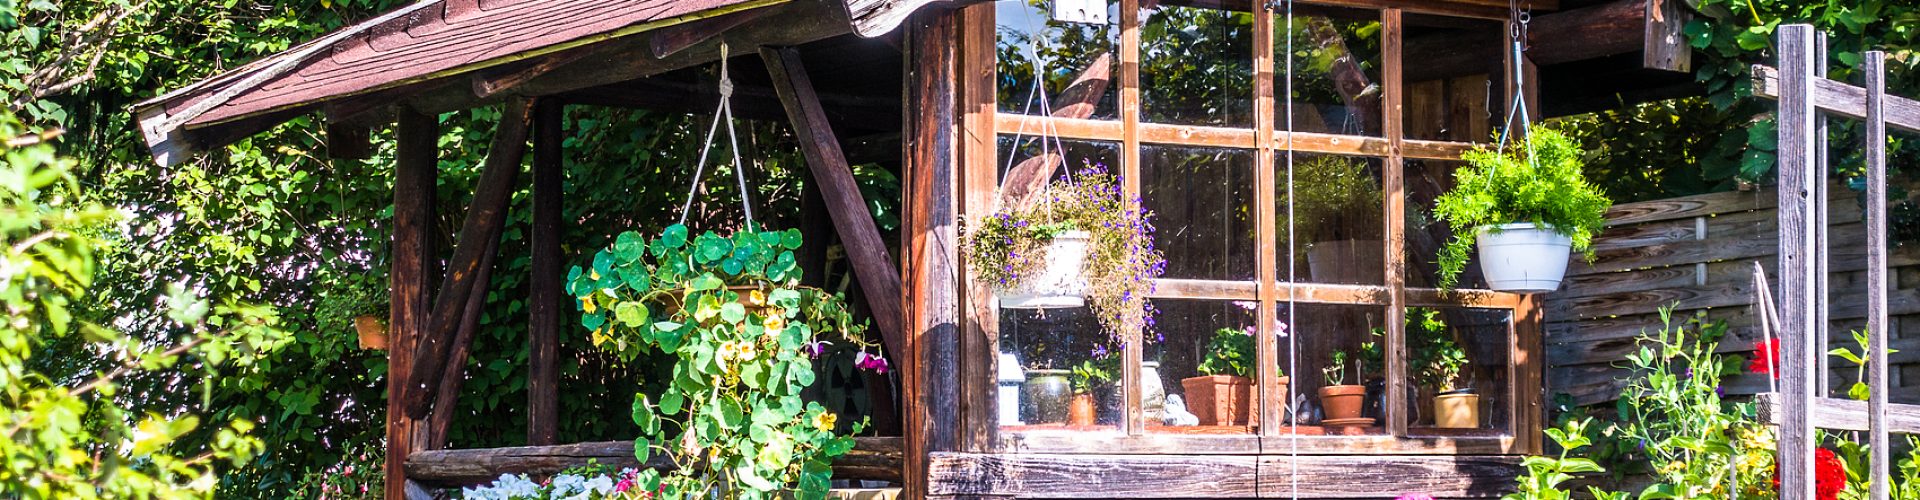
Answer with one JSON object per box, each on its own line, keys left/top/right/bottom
{"left": 803, "top": 341, "right": 828, "bottom": 359}
{"left": 856, "top": 351, "right": 890, "bottom": 374}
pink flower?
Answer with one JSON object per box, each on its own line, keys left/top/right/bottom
{"left": 855, "top": 351, "right": 889, "bottom": 374}
{"left": 1395, "top": 494, "right": 1436, "bottom": 500}
{"left": 615, "top": 478, "right": 634, "bottom": 493}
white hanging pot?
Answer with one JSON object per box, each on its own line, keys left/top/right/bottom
{"left": 997, "top": 230, "right": 1091, "bottom": 309}
{"left": 1475, "top": 223, "right": 1573, "bottom": 293}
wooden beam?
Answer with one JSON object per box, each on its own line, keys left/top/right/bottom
{"left": 426, "top": 233, "right": 500, "bottom": 450}
{"left": 955, "top": 2, "right": 997, "bottom": 451}
{"left": 1774, "top": 24, "right": 1819, "bottom": 500}
{"left": 1642, "top": 0, "right": 1690, "bottom": 72}
{"left": 651, "top": 7, "right": 778, "bottom": 59}
{"left": 925, "top": 453, "right": 1523, "bottom": 498}
{"left": 1757, "top": 394, "right": 1920, "bottom": 434}
{"left": 471, "top": 50, "right": 594, "bottom": 99}
{"left": 386, "top": 108, "right": 439, "bottom": 500}
{"left": 407, "top": 437, "right": 904, "bottom": 487}
{"left": 762, "top": 46, "right": 908, "bottom": 364}
{"left": 1404, "top": 0, "right": 1659, "bottom": 84}
{"left": 1753, "top": 64, "right": 1920, "bottom": 134}
{"left": 325, "top": 121, "right": 371, "bottom": 160}
{"left": 527, "top": 99, "right": 563, "bottom": 446}
{"left": 404, "top": 98, "right": 535, "bottom": 419}
{"left": 903, "top": 9, "right": 963, "bottom": 500}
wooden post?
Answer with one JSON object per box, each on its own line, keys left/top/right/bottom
{"left": 903, "top": 8, "right": 962, "bottom": 500}
{"left": 427, "top": 235, "right": 500, "bottom": 449}
{"left": 405, "top": 98, "right": 535, "bottom": 418}
{"left": 387, "top": 108, "right": 438, "bottom": 500}
{"left": 1863, "top": 49, "right": 1892, "bottom": 500}
{"left": 1814, "top": 33, "right": 1831, "bottom": 393}
{"left": 1252, "top": 1, "right": 1278, "bottom": 437}
{"left": 528, "top": 99, "right": 563, "bottom": 446}
{"left": 1774, "top": 23, "right": 1818, "bottom": 500}
{"left": 1381, "top": 8, "right": 1410, "bottom": 439}
{"left": 955, "top": 2, "right": 998, "bottom": 451}
{"left": 761, "top": 45, "right": 909, "bottom": 365}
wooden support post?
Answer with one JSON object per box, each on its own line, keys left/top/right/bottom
{"left": 405, "top": 98, "right": 536, "bottom": 418}
{"left": 762, "top": 45, "right": 909, "bottom": 364}
{"left": 528, "top": 99, "right": 564, "bottom": 446}
{"left": 427, "top": 234, "right": 500, "bottom": 450}
{"left": 1774, "top": 24, "right": 1818, "bottom": 500}
{"left": 903, "top": 9, "right": 963, "bottom": 500}
{"left": 1382, "top": 8, "right": 1409, "bottom": 439}
{"left": 1864, "top": 49, "right": 1892, "bottom": 500}
{"left": 1252, "top": 2, "right": 1278, "bottom": 437}
{"left": 955, "top": 3, "right": 998, "bottom": 451}
{"left": 387, "top": 108, "right": 439, "bottom": 500}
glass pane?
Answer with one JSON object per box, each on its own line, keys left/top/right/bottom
{"left": 1140, "top": 1, "right": 1255, "bottom": 127}
{"left": 1142, "top": 146, "right": 1257, "bottom": 281}
{"left": 1145, "top": 299, "right": 1260, "bottom": 434}
{"left": 996, "top": 136, "right": 1122, "bottom": 186}
{"left": 1403, "top": 307, "right": 1512, "bottom": 437}
{"left": 1276, "top": 302, "right": 1388, "bottom": 436}
{"left": 1274, "top": 7, "right": 1382, "bottom": 136}
{"left": 996, "top": 0, "right": 1121, "bottom": 120}
{"left": 1403, "top": 159, "right": 1491, "bottom": 290}
{"left": 1278, "top": 154, "right": 1385, "bottom": 285}
{"left": 1402, "top": 15, "right": 1505, "bottom": 142}
{"left": 997, "top": 306, "right": 1123, "bottom": 433}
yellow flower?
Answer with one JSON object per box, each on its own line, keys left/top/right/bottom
{"left": 813, "top": 411, "right": 837, "bottom": 432}
{"left": 762, "top": 314, "right": 785, "bottom": 336}
{"left": 581, "top": 296, "right": 597, "bottom": 314}
{"left": 748, "top": 289, "right": 766, "bottom": 306}
{"left": 590, "top": 269, "right": 600, "bottom": 280}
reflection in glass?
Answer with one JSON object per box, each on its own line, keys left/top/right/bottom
{"left": 997, "top": 306, "right": 1123, "bottom": 432}
{"left": 1403, "top": 307, "right": 1511, "bottom": 436}
{"left": 995, "top": 136, "right": 1122, "bottom": 186}
{"left": 1403, "top": 159, "right": 1489, "bottom": 290}
{"left": 1142, "top": 146, "right": 1257, "bottom": 281}
{"left": 1401, "top": 16, "right": 1504, "bottom": 142}
{"left": 1141, "top": 2, "right": 1254, "bottom": 127}
{"left": 996, "top": 0, "right": 1121, "bottom": 120}
{"left": 1277, "top": 303, "right": 1387, "bottom": 435}
{"left": 1146, "top": 299, "right": 1260, "bottom": 434}
{"left": 1274, "top": 8, "right": 1382, "bottom": 136}
{"left": 1277, "top": 154, "right": 1385, "bottom": 285}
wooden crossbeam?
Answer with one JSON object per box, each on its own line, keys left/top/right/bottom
{"left": 1757, "top": 394, "right": 1920, "bottom": 435}
{"left": 762, "top": 46, "right": 908, "bottom": 364}
{"left": 1753, "top": 64, "right": 1920, "bottom": 134}
{"left": 405, "top": 437, "right": 903, "bottom": 487}
{"left": 404, "top": 98, "right": 535, "bottom": 419}
{"left": 925, "top": 452, "right": 1524, "bottom": 498}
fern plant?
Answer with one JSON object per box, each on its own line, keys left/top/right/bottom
{"left": 1431, "top": 128, "right": 1611, "bottom": 290}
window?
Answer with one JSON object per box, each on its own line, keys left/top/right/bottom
{"left": 973, "top": 0, "right": 1539, "bottom": 454}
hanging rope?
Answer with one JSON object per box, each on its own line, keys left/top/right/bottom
{"left": 1280, "top": 1, "right": 1300, "bottom": 499}
{"left": 677, "top": 41, "right": 757, "bottom": 232}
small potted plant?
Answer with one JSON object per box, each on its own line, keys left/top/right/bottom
{"left": 965, "top": 163, "right": 1164, "bottom": 335}
{"left": 1319, "top": 350, "right": 1367, "bottom": 425}
{"left": 1181, "top": 327, "right": 1266, "bottom": 426}
{"left": 1432, "top": 128, "right": 1610, "bottom": 292}
{"left": 1067, "top": 354, "right": 1116, "bottom": 427}
{"left": 1288, "top": 155, "right": 1385, "bottom": 284}
{"left": 1405, "top": 308, "right": 1476, "bottom": 428}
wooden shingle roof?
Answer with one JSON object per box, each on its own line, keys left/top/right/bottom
{"left": 136, "top": 0, "right": 948, "bottom": 166}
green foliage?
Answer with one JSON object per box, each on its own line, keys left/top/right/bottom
{"left": 1069, "top": 353, "right": 1117, "bottom": 395}
{"left": 1287, "top": 155, "right": 1383, "bottom": 245}
{"left": 962, "top": 164, "right": 1164, "bottom": 339}
{"left": 0, "top": 111, "right": 289, "bottom": 498}
{"left": 1504, "top": 418, "right": 1621, "bottom": 500}
{"left": 1547, "top": 98, "right": 1752, "bottom": 203}
{"left": 290, "top": 440, "right": 383, "bottom": 499}
{"left": 1197, "top": 327, "right": 1255, "bottom": 379}
{"left": 1827, "top": 328, "right": 1898, "bottom": 402}
{"left": 1323, "top": 349, "right": 1349, "bottom": 386}
{"left": 1432, "top": 128, "right": 1611, "bottom": 290}
{"left": 1403, "top": 308, "right": 1468, "bottom": 392}
{"left": 570, "top": 224, "right": 869, "bottom": 500}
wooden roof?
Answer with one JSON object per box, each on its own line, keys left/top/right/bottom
{"left": 135, "top": 0, "right": 939, "bottom": 166}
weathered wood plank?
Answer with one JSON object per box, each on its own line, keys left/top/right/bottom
{"left": 386, "top": 108, "right": 438, "bottom": 500}
{"left": 924, "top": 452, "right": 1523, "bottom": 498}
{"left": 1753, "top": 64, "right": 1920, "bottom": 134}
{"left": 426, "top": 233, "right": 500, "bottom": 450}
{"left": 1382, "top": 7, "right": 1411, "bottom": 440}
{"left": 1865, "top": 49, "right": 1894, "bottom": 500}
{"left": 1770, "top": 25, "right": 1815, "bottom": 499}
{"left": 407, "top": 437, "right": 904, "bottom": 487}
{"left": 956, "top": 1, "right": 998, "bottom": 451}
{"left": 405, "top": 98, "right": 535, "bottom": 419}
{"left": 527, "top": 99, "right": 563, "bottom": 446}
{"left": 763, "top": 45, "right": 908, "bottom": 364}
{"left": 1642, "top": 0, "right": 1690, "bottom": 72}
{"left": 903, "top": 10, "right": 963, "bottom": 500}
{"left": 1757, "top": 394, "right": 1920, "bottom": 434}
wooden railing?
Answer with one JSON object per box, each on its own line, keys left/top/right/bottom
{"left": 405, "top": 436, "right": 903, "bottom": 487}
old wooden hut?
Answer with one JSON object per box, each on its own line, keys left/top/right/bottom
{"left": 135, "top": 0, "right": 1699, "bottom": 498}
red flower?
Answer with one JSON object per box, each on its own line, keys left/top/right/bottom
{"left": 1749, "top": 338, "right": 1781, "bottom": 379}
{"left": 1773, "top": 448, "right": 1848, "bottom": 500}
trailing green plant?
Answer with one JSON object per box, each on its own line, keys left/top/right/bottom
{"left": 1431, "top": 128, "right": 1611, "bottom": 290}
{"left": 570, "top": 224, "right": 875, "bottom": 500}
{"left": 1323, "top": 350, "right": 1350, "bottom": 386}
{"left": 963, "top": 162, "right": 1165, "bottom": 339}
{"left": 1197, "top": 327, "right": 1256, "bottom": 379}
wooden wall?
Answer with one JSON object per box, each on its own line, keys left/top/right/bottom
{"left": 1545, "top": 187, "right": 1920, "bottom": 407}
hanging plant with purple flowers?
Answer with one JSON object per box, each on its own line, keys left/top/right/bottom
{"left": 963, "top": 162, "right": 1166, "bottom": 339}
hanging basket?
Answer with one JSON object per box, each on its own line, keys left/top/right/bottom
{"left": 1475, "top": 223, "right": 1572, "bottom": 293}
{"left": 997, "top": 230, "right": 1092, "bottom": 309}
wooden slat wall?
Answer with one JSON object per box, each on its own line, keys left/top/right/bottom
{"left": 1545, "top": 186, "right": 1920, "bottom": 406}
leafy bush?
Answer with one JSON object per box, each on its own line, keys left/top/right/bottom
{"left": 963, "top": 163, "right": 1164, "bottom": 339}
{"left": 1197, "top": 327, "right": 1256, "bottom": 379}
{"left": 293, "top": 441, "right": 383, "bottom": 499}
{"left": 1287, "top": 155, "right": 1382, "bottom": 245}
{"left": 570, "top": 224, "right": 873, "bottom": 499}
{"left": 1431, "top": 128, "right": 1611, "bottom": 290}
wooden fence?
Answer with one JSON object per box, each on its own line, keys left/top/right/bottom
{"left": 1543, "top": 187, "right": 1920, "bottom": 407}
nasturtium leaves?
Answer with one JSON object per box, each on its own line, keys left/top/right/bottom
{"left": 614, "top": 301, "right": 648, "bottom": 327}
{"left": 689, "top": 273, "right": 723, "bottom": 291}
{"left": 720, "top": 302, "right": 746, "bottom": 323}
{"left": 659, "top": 391, "right": 684, "bottom": 415}
{"left": 633, "top": 437, "right": 651, "bottom": 463}
{"left": 781, "top": 229, "right": 803, "bottom": 249}
{"left": 661, "top": 224, "right": 689, "bottom": 248}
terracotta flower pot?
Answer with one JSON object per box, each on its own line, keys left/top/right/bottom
{"left": 1180, "top": 374, "right": 1253, "bottom": 426}
{"left": 354, "top": 315, "right": 388, "bottom": 350}
{"left": 1433, "top": 391, "right": 1481, "bottom": 429}
{"left": 1319, "top": 385, "right": 1367, "bottom": 422}
{"left": 1068, "top": 394, "right": 1097, "bottom": 427}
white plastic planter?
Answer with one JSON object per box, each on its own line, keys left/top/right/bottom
{"left": 997, "top": 230, "right": 1091, "bottom": 309}
{"left": 1475, "top": 223, "right": 1573, "bottom": 293}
